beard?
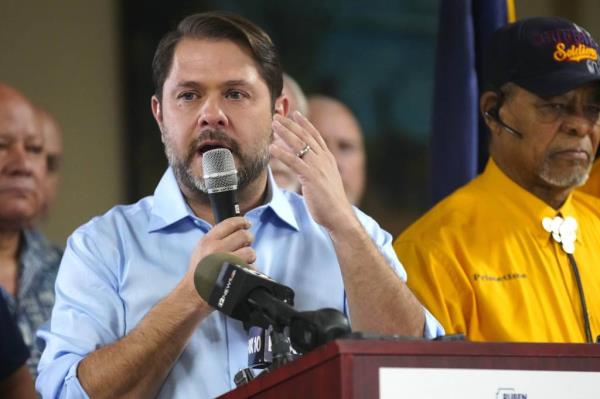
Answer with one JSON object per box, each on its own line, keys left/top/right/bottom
{"left": 163, "top": 128, "right": 271, "bottom": 195}
{"left": 537, "top": 153, "right": 593, "bottom": 189}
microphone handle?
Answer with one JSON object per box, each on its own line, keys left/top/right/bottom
{"left": 209, "top": 190, "right": 241, "bottom": 223}
{"left": 247, "top": 288, "right": 297, "bottom": 328}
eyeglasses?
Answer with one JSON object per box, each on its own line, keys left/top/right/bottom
{"left": 498, "top": 88, "right": 600, "bottom": 127}
{"left": 533, "top": 100, "right": 600, "bottom": 126}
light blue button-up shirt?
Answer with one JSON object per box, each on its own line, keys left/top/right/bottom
{"left": 37, "top": 168, "right": 443, "bottom": 398}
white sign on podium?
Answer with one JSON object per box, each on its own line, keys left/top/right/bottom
{"left": 380, "top": 367, "right": 600, "bottom": 398}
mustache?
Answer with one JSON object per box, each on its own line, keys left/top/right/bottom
{"left": 185, "top": 130, "right": 241, "bottom": 164}
{"left": 549, "top": 144, "right": 594, "bottom": 160}
{"left": 548, "top": 135, "right": 595, "bottom": 158}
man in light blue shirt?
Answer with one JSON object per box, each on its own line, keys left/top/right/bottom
{"left": 37, "top": 11, "right": 443, "bottom": 399}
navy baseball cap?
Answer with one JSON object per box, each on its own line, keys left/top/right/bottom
{"left": 484, "top": 17, "right": 600, "bottom": 97}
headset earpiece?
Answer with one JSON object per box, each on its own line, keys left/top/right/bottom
{"left": 484, "top": 107, "right": 499, "bottom": 120}
{"left": 483, "top": 106, "right": 523, "bottom": 139}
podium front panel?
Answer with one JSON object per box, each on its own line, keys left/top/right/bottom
{"left": 219, "top": 340, "right": 600, "bottom": 399}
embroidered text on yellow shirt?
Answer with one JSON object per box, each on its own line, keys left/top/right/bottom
{"left": 553, "top": 42, "right": 598, "bottom": 62}
{"left": 473, "top": 273, "right": 527, "bottom": 282}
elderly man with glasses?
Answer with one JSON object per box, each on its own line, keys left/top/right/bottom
{"left": 394, "top": 17, "right": 600, "bottom": 343}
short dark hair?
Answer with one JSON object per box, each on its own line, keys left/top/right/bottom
{"left": 152, "top": 11, "right": 283, "bottom": 105}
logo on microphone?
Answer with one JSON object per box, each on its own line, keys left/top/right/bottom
{"left": 218, "top": 269, "right": 237, "bottom": 308}
{"left": 248, "top": 334, "right": 262, "bottom": 354}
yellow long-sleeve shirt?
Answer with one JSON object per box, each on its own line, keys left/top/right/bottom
{"left": 394, "top": 158, "right": 600, "bottom": 342}
{"left": 579, "top": 158, "right": 600, "bottom": 197}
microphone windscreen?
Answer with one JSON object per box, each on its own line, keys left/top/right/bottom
{"left": 202, "top": 148, "right": 238, "bottom": 193}
{"left": 194, "top": 252, "right": 248, "bottom": 302}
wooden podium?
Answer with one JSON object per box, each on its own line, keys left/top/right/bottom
{"left": 219, "top": 339, "right": 600, "bottom": 398}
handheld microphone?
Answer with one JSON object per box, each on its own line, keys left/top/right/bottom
{"left": 202, "top": 148, "right": 241, "bottom": 223}
{"left": 194, "top": 253, "right": 351, "bottom": 353}
{"left": 484, "top": 108, "right": 524, "bottom": 139}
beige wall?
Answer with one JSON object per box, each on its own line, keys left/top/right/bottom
{"left": 517, "top": 0, "right": 600, "bottom": 39}
{"left": 0, "top": 0, "right": 124, "bottom": 246}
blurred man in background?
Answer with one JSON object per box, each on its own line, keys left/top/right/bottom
{"left": 0, "top": 83, "right": 62, "bottom": 378}
{"left": 270, "top": 73, "right": 307, "bottom": 192}
{"left": 37, "top": 107, "right": 63, "bottom": 221}
{"left": 307, "top": 95, "right": 366, "bottom": 205}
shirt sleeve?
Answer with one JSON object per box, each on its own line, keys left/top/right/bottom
{"left": 36, "top": 226, "right": 124, "bottom": 399}
{"left": 355, "top": 209, "right": 445, "bottom": 339}
{"left": 0, "top": 293, "right": 30, "bottom": 379}
{"left": 394, "top": 237, "right": 474, "bottom": 337}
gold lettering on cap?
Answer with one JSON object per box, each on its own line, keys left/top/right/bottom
{"left": 553, "top": 42, "right": 598, "bottom": 62}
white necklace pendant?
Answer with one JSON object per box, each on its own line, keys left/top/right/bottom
{"left": 542, "top": 215, "right": 577, "bottom": 254}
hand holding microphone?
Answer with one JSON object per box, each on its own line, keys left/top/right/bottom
{"left": 183, "top": 148, "right": 256, "bottom": 298}
{"left": 191, "top": 147, "right": 256, "bottom": 270}
{"left": 191, "top": 149, "right": 351, "bottom": 356}
{"left": 186, "top": 217, "right": 256, "bottom": 278}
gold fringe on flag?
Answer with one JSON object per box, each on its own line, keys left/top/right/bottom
{"left": 506, "top": 0, "right": 516, "bottom": 22}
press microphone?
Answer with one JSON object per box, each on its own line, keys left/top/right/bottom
{"left": 194, "top": 252, "right": 295, "bottom": 329}
{"left": 484, "top": 108, "right": 524, "bottom": 139}
{"left": 194, "top": 253, "right": 351, "bottom": 353}
{"left": 202, "top": 148, "right": 241, "bottom": 223}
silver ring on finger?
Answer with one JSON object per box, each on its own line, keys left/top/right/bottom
{"left": 296, "top": 144, "right": 311, "bottom": 159}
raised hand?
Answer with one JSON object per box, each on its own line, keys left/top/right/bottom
{"left": 270, "top": 112, "right": 355, "bottom": 233}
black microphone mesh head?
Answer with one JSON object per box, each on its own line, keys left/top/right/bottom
{"left": 202, "top": 148, "right": 238, "bottom": 193}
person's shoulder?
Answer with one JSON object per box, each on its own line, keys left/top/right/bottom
{"left": 398, "top": 181, "right": 485, "bottom": 241}
{"left": 73, "top": 195, "right": 154, "bottom": 239}
{"left": 22, "top": 229, "right": 63, "bottom": 266}
{"left": 60, "top": 196, "right": 156, "bottom": 270}
{"left": 24, "top": 229, "right": 59, "bottom": 250}
{"left": 572, "top": 190, "right": 600, "bottom": 218}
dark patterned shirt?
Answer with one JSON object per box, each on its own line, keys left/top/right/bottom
{"left": 0, "top": 293, "right": 29, "bottom": 379}
{"left": 1, "top": 229, "right": 62, "bottom": 378}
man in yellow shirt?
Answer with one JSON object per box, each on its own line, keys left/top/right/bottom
{"left": 395, "top": 17, "right": 600, "bottom": 342}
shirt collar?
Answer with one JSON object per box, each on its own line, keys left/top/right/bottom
{"left": 479, "top": 158, "right": 579, "bottom": 242}
{"left": 148, "top": 168, "right": 194, "bottom": 232}
{"left": 18, "top": 229, "right": 62, "bottom": 300}
{"left": 149, "top": 167, "right": 300, "bottom": 232}
{"left": 262, "top": 167, "right": 300, "bottom": 231}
